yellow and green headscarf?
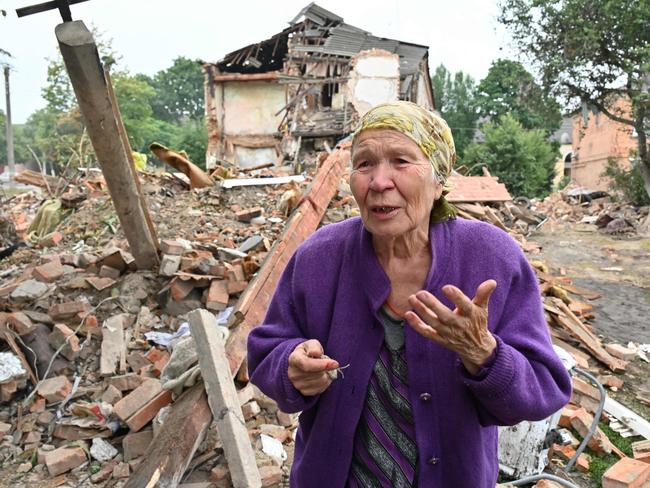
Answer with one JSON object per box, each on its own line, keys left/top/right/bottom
{"left": 351, "top": 101, "right": 457, "bottom": 222}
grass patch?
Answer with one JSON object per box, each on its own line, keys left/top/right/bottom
{"left": 587, "top": 422, "right": 640, "bottom": 486}
{"left": 588, "top": 454, "right": 618, "bottom": 487}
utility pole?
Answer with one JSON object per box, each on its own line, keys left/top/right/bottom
{"left": 3, "top": 64, "right": 15, "bottom": 181}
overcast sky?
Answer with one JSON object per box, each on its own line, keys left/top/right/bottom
{"left": 1, "top": 0, "right": 514, "bottom": 123}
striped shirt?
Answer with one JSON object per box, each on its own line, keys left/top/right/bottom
{"left": 346, "top": 308, "right": 418, "bottom": 487}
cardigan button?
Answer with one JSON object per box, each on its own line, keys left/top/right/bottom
{"left": 427, "top": 457, "right": 439, "bottom": 465}
{"left": 419, "top": 392, "right": 432, "bottom": 401}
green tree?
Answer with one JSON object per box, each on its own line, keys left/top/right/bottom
{"left": 431, "top": 64, "right": 478, "bottom": 158}
{"left": 463, "top": 114, "right": 558, "bottom": 197}
{"left": 147, "top": 57, "right": 205, "bottom": 123}
{"left": 498, "top": 0, "right": 650, "bottom": 204}
{"left": 475, "top": 59, "right": 562, "bottom": 134}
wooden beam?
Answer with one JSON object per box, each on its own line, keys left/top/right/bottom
{"left": 225, "top": 144, "right": 350, "bottom": 375}
{"left": 124, "top": 384, "right": 212, "bottom": 488}
{"left": 56, "top": 21, "right": 159, "bottom": 269}
{"left": 188, "top": 309, "right": 261, "bottom": 488}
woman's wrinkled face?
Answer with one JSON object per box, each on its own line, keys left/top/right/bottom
{"left": 350, "top": 128, "right": 443, "bottom": 238}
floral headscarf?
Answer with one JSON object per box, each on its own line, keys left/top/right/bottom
{"left": 352, "top": 101, "right": 457, "bottom": 222}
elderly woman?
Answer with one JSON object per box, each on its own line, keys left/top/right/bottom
{"left": 247, "top": 101, "right": 571, "bottom": 487}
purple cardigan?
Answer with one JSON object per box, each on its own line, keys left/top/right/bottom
{"left": 247, "top": 217, "right": 572, "bottom": 487}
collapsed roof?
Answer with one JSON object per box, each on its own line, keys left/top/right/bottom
{"left": 215, "top": 2, "right": 430, "bottom": 98}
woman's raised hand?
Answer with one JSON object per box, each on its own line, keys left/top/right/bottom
{"left": 405, "top": 280, "right": 498, "bottom": 375}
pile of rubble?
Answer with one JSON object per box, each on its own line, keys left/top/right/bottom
{"left": 0, "top": 147, "right": 348, "bottom": 487}
{"left": 1, "top": 143, "right": 649, "bottom": 488}
{"left": 532, "top": 186, "right": 649, "bottom": 235}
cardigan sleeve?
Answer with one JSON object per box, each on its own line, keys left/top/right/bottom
{"left": 247, "top": 252, "right": 321, "bottom": 414}
{"left": 458, "top": 244, "right": 573, "bottom": 427}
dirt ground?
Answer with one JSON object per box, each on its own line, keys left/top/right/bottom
{"left": 532, "top": 224, "right": 650, "bottom": 344}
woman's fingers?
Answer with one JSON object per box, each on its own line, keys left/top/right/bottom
{"left": 288, "top": 340, "right": 340, "bottom": 396}
{"left": 441, "top": 285, "right": 475, "bottom": 316}
{"left": 473, "top": 279, "right": 497, "bottom": 309}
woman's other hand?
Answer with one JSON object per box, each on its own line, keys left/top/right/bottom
{"left": 288, "top": 340, "right": 340, "bottom": 396}
{"left": 405, "top": 280, "right": 498, "bottom": 375}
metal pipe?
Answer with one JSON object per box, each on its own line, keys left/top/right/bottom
{"left": 565, "top": 367, "right": 606, "bottom": 472}
{"left": 510, "top": 473, "right": 580, "bottom": 488}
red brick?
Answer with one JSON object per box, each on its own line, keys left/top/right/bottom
{"left": 23, "top": 431, "right": 40, "bottom": 444}
{"left": 33, "top": 259, "right": 64, "bottom": 283}
{"left": 242, "top": 401, "right": 261, "bottom": 420}
{"left": 126, "top": 390, "right": 173, "bottom": 432}
{"left": 573, "top": 377, "right": 601, "bottom": 401}
{"left": 227, "top": 280, "right": 248, "bottom": 295}
{"left": 85, "top": 276, "right": 116, "bottom": 291}
{"left": 205, "top": 280, "right": 229, "bottom": 311}
{"left": 0, "top": 381, "right": 18, "bottom": 402}
{"left": 599, "top": 375, "right": 625, "bottom": 390}
{"left": 38, "top": 231, "right": 63, "bottom": 248}
{"left": 45, "top": 445, "right": 87, "bottom": 476}
{"left": 235, "top": 206, "right": 263, "bottom": 222}
{"left": 113, "top": 379, "right": 162, "bottom": 421}
{"left": 98, "top": 265, "right": 121, "bottom": 279}
{"left": 570, "top": 407, "right": 614, "bottom": 455}
{"left": 170, "top": 279, "right": 197, "bottom": 301}
{"left": 259, "top": 465, "right": 283, "bottom": 487}
{"left": 101, "top": 384, "right": 123, "bottom": 405}
{"left": 127, "top": 351, "right": 150, "bottom": 373}
{"left": 107, "top": 374, "right": 145, "bottom": 392}
{"left": 90, "top": 460, "right": 118, "bottom": 483}
{"left": 225, "top": 263, "right": 246, "bottom": 282}
{"left": 145, "top": 348, "right": 170, "bottom": 377}
{"left": 113, "top": 462, "right": 130, "bottom": 478}
{"left": 29, "top": 397, "right": 46, "bottom": 413}
{"left": 37, "top": 375, "right": 72, "bottom": 403}
{"left": 122, "top": 429, "right": 153, "bottom": 461}
{"left": 48, "top": 323, "right": 80, "bottom": 361}
{"left": 160, "top": 239, "right": 185, "bottom": 256}
{"left": 49, "top": 300, "right": 91, "bottom": 321}
{"left": 602, "top": 457, "right": 650, "bottom": 488}
{"left": 7, "top": 312, "right": 34, "bottom": 335}
{"left": 534, "top": 481, "right": 564, "bottom": 488}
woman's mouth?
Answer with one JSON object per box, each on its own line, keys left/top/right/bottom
{"left": 371, "top": 206, "right": 399, "bottom": 219}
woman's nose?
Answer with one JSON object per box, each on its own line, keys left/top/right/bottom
{"left": 368, "top": 162, "right": 395, "bottom": 192}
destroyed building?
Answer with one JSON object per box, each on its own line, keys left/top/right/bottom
{"left": 202, "top": 2, "right": 435, "bottom": 168}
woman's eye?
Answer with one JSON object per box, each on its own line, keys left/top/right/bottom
{"left": 354, "top": 161, "right": 370, "bottom": 170}
{"left": 396, "top": 158, "right": 410, "bottom": 166}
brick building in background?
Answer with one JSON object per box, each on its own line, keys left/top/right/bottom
{"left": 571, "top": 98, "right": 637, "bottom": 190}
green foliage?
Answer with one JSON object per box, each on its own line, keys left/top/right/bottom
{"left": 475, "top": 59, "right": 562, "bottom": 134}
{"left": 147, "top": 57, "right": 205, "bottom": 123}
{"left": 588, "top": 422, "right": 638, "bottom": 487}
{"left": 498, "top": 0, "right": 650, "bottom": 199}
{"left": 112, "top": 73, "right": 156, "bottom": 150}
{"left": 431, "top": 64, "right": 478, "bottom": 158}
{"left": 169, "top": 120, "right": 208, "bottom": 169}
{"left": 603, "top": 158, "right": 650, "bottom": 206}
{"left": 463, "top": 114, "right": 558, "bottom": 197}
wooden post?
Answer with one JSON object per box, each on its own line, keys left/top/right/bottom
{"left": 55, "top": 20, "right": 159, "bottom": 269}
{"left": 124, "top": 384, "right": 212, "bottom": 488}
{"left": 188, "top": 309, "right": 262, "bottom": 488}
{"left": 3, "top": 65, "right": 15, "bottom": 180}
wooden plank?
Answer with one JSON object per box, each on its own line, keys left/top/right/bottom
{"left": 104, "top": 68, "right": 159, "bottom": 250}
{"left": 225, "top": 145, "right": 349, "bottom": 376}
{"left": 549, "top": 311, "right": 627, "bottom": 372}
{"left": 100, "top": 314, "right": 125, "bottom": 376}
{"left": 604, "top": 396, "right": 650, "bottom": 440}
{"left": 188, "top": 310, "right": 261, "bottom": 488}
{"left": 124, "top": 384, "right": 211, "bottom": 488}
{"left": 56, "top": 21, "right": 159, "bottom": 269}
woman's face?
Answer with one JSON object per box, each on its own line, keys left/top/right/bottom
{"left": 350, "top": 128, "right": 443, "bottom": 239}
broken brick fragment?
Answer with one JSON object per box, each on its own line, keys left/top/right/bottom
{"left": 33, "top": 259, "right": 64, "bottom": 283}
{"left": 48, "top": 323, "right": 80, "bottom": 361}
{"left": 37, "top": 375, "right": 72, "bottom": 403}
{"left": 602, "top": 457, "right": 650, "bottom": 488}
{"left": 49, "top": 300, "right": 91, "bottom": 321}
{"left": 45, "top": 445, "right": 87, "bottom": 476}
